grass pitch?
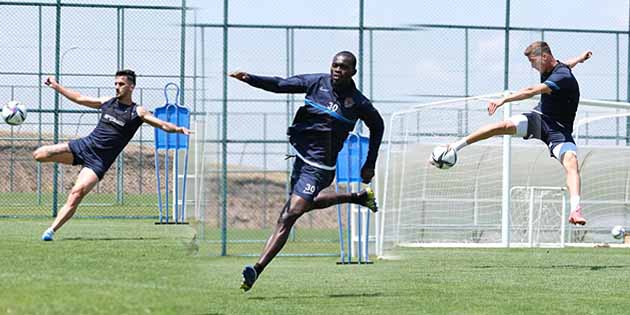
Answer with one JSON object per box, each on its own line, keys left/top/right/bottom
{"left": 1, "top": 218, "right": 629, "bottom": 314}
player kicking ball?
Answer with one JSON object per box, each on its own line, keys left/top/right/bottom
{"left": 36, "top": 70, "right": 192, "bottom": 241}
{"left": 432, "top": 41, "right": 591, "bottom": 226}
{"left": 230, "top": 51, "right": 384, "bottom": 291}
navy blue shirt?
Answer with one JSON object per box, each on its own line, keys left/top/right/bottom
{"left": 535, "top": 62, "right": 580, "bottom": 132}
{"left": 83, "top": 97, "right": 144, "bottom": 166}
{"left": 245, "top": 73, "right": 384, "bottom": 169}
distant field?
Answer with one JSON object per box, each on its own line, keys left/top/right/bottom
{"left": 0, "top": 192, "right": 158, "bottom": 217}
{"left": 2, "top": 218, "right": 630, "bottom": 314}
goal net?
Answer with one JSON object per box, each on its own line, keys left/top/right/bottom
{"left": 377, "top": 94, "right": 630, "bottom": 257}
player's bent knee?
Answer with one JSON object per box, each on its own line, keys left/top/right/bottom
{"left": 278, "top": 206, "right": 306, "bottom": 225}
{"left": 32, "top": 148, "right": 46, "bottom": 161}
{"left": 69, "top": 186, "right": 89, "bottom": 200}
{"left": 562, "top": 152, "right": 578, "bottom": 169}
{"left": 499, "top": 121, "right": 517, "bottom": 134}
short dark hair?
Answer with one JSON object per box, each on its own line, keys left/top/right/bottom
{"left": 115, "top": 69, "right": 136, "bottom": 85}
{"left": 335, "top": 51, "right": 357, "bottom": 69}
{"left": 524, "top": 41, "right": 552, "bottom": 57}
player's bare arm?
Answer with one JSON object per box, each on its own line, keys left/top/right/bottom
{"left": 44, "top": 76, "right": 108, "bottom": 109}
{"left": 487, "top": 84, "right": 551, "bottom": 115}
{"left": 564, "top": 51, "right": 592, "bottom": 69}
{"left": 136, "top": 106, "right": 192, "bottom": 135}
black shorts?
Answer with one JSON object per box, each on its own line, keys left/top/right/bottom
{"left": 289, "top": 158, "right": 335, "bottom": 202}
{"left": 68, "top": 138, "right": 112, "bottom": 180}
{"left": 521, "top": 111, "right": 576, "bottom": 159}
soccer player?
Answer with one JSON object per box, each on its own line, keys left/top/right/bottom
{"left": 36, "top": 70, "right": 192, "bottom": 241}
{"left": 437, "top": 41, "right": 591, "bottom": 226}
{"left": 229, "top": 51, "right": 384, "bottom": 291}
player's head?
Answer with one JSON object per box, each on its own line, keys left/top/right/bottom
{"left": 524, "top": 41, "right": 555, "bottom": 73}
{"left": 115, "top": 69, "right": 136, "bottom": 99}
{"left": 330, "top": 51, "right": 357, "bottom": 87}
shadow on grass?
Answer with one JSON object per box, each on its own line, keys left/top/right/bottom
{"left": 473, "top": 265, "right": 630, "bottom": 271}
{"left": 248, "top": 292, "right": 383, "bottom": 300}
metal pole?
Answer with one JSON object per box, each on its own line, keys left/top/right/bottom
{"left": 37, "top": 5, "right": 43, "bottom": 205}
{"left": 193, "top": 10, "right": 197, "bottom": 114}
{"left": 9, "top": 87, "right": 14, "bottom": 193}
{"left": 501, "top": 0, "right": 511, "bottom": 247}
{"left": 139, "top": 89, "right": 144, "bottom": 194}
{"left": 627, "top": 0, "right": 630, "bottom": 146}
{"left": 116, "top": 8, "right": 125, "bottom": 205}
{"left": 220, "top": 0, "right": 229, "bottom": 256}
{"left": 616, "top": 34, "right": 620, "bottom": 144}
{"left": 263, "top": 113, "right": 268, "bottom": 228}
{"left": 503, "top": 0, "right": 510, "bottom": 92}
{"left": 285, "top": 28, "right": 291, "bottom": 196}
{"left": 179, "top": 0, "right": 186, "bottom": 107}
{"left": 464, "top": 28, "right": 469, "bottom": 134}
{"left": 52, "top": 0, "right": 62, "bottom": 217}
{"left": 358, "top": 0, "right": 364, "bottom": 91}
{"left": 356, "top": 0, "right": 365, "bottom": 134}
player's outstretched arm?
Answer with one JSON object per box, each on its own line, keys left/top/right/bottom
{"left": 44, "top": 76, "right": 107, "bottom": 109}
{"left": 487, "top": 84, "right": 551, "bottom": 115}
{"left": 228, "top": 70, "right": 308, "bottom": 94}
{"left": 565, "top": 51, "right": 592, "bottom": 69}
{"left": 136, "top": 106, "right": 192, "bottom": 135}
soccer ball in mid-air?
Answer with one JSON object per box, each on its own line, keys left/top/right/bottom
{"left": 611, "top": 225, "right": 625, "bottom": 239}
{"left": 431, "top": 146, "right": 457, "bottom": 169}
{"left": 2, "top": 100, "right": 27, "bottom": 126}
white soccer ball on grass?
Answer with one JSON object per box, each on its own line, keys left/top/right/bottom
{"left": 611, "top": 225, "right": 625, "bottom": 240}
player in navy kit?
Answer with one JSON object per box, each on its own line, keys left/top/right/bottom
{"left": 230, "top": 51, "right": 384, "bottom": 291}
{"left": 440, "top": 41, "right": 592, "bottom": 226}
{"left": 36, "top": 70, "right": 192, "bottom": 241}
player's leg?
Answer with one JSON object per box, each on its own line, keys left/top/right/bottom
{"left": 554, "top": 143, "right": 586, "bottom": 225}
{"left": 241, "top": 194, "right": 311, "bottom": 291}
{"left": 41, "top": 167, "right": 99, "bottom": 241}
{"left": 32, "top": 143, "right": 74, "bottom": 165}
{"left": 241, "top": 159, "right": 326, "bottom": 291}
{"left": 310, "top": 188, "right": 378, "bottom": 212}
{"left": 448, "top": 115, "right": 523, "bottom": 152}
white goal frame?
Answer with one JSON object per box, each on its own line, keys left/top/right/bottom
{"left": 376, "top": 93, "right": 630, "bottom": 255}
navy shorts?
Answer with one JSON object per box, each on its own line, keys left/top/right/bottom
{"left": 289, "top": 158, "right": 336, "bottom": 202}
{"left": 521, "top": 111, "right": 576, "bottom": 159}
{"left": 68, "top": 138, "right": 112, "bottom": 180}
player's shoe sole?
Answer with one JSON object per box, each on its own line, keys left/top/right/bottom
{"left": 568, "top": 207, "right": 587, "bottom": 226}
{"left": 240, "top": 265, "right": 257, "bottom": 292}
{"left": 363, "top": 188, "right": 378, "bottom": 213}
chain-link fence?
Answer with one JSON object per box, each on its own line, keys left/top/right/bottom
{"left": 2, "top": 0, "right": 630, "bottom": 256}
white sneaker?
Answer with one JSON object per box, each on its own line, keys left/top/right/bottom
{"left": 41, "top": 228, "right": 54, "bottom": 241}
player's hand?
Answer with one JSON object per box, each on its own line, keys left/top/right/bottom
{"left": 44, "top": 76, "right": 58, "bottom": 88}
{"left": 581, "top": 51, "right": 592, "bottom": 63}
{"left": 178, "top": 127, "right": 193, "bottom": 135}
{"left": 361, "top": 167, "right": 375, "bottom": 184}
{"left": 487, "top": 98, "right": 504, "bottom": 116}
{"left": 229, "top": 71, "right": 249, "bottom": 82}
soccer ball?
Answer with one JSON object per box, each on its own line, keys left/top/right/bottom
{"left": 431, "top": 145, "right": 457, "bottom": 169}
{"left": 2, "top": 100, "right": 27, "bottom": 126}
{"left": 611, "top": 225, "right": 625, "bottom": 239}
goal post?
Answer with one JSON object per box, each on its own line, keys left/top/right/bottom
{"left": 510, "top": 186, "right": 567, "bottom": 248}
{"left": 376, "top": 93, "right": 630, "bottom": 257}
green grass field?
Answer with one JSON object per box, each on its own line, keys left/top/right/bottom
{"left": 2, "top": 218, "right": 630, "bottom": 314}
